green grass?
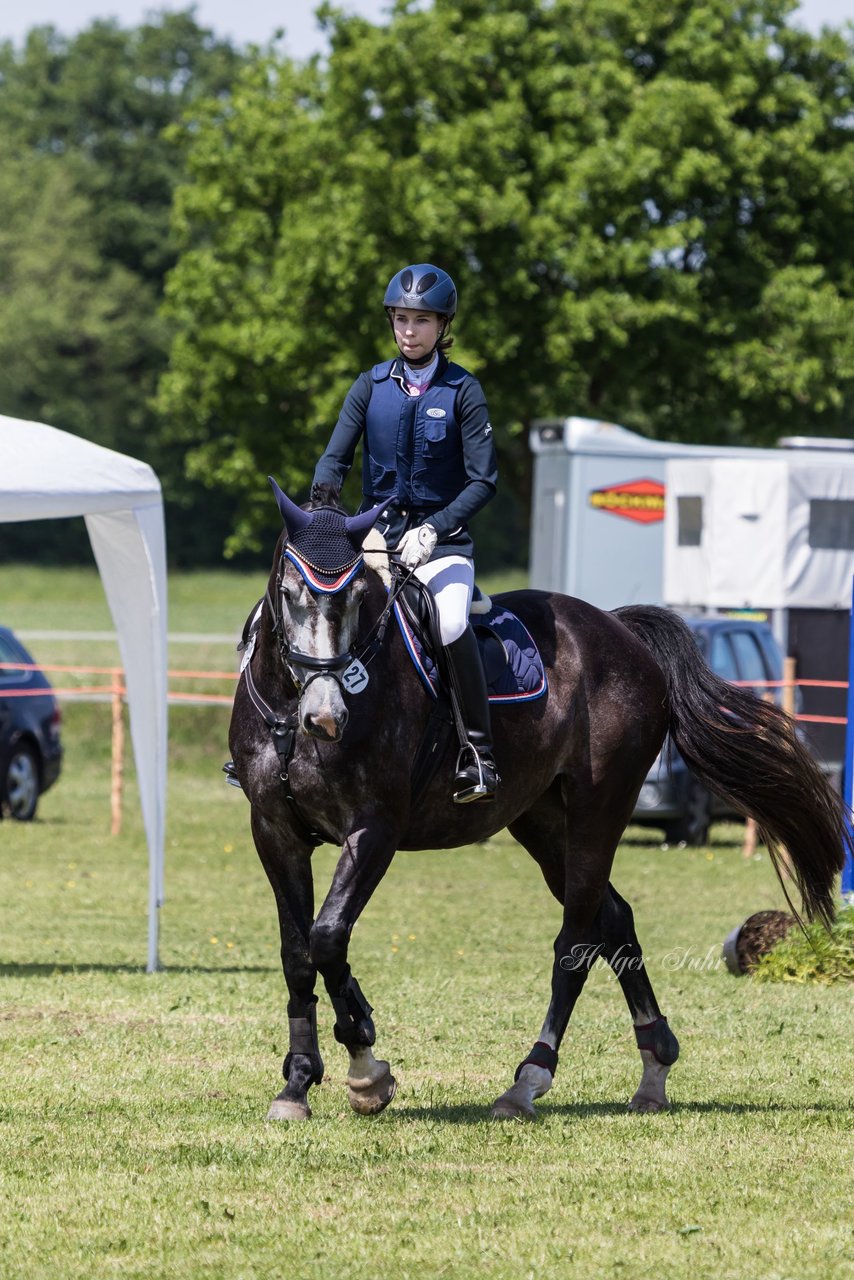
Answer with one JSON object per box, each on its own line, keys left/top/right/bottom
{"left": 1, "top": 565, "right": 852, "bottom": 1279}
{"left": 754, "top": 906, "right": 854, "bottom": 986}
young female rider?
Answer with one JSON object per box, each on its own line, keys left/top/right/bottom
{"left": 312, "top": 263, "right": 500, "bottom": 802}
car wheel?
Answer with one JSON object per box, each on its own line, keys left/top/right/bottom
{"left": 2, "top": 742, "right": 40, "bottom": 821}
{"left": 663, "top": 779, "right": 711, "bottom": 847}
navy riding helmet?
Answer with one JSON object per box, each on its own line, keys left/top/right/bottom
{"left": 383, "top": 264, "right": 457, "bottom": 318}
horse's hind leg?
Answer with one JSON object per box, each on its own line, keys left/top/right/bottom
{"left": 494, "top": 786, "right": 659, "bottom": 1120}
{"left": 600, "top": 884, "right": 679, "bottom": 1112}
{"left": 491, "top": 790, "right": 593, "bottom": 1120}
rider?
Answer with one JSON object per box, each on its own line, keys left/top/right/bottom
{"left": 312, "top": 263, "right": 500, "bottom": 803}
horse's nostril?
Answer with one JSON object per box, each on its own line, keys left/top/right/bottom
{"left": 306, "top": 709, "right": 347, "bottom": 741}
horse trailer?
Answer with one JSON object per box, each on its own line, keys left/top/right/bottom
{"left": 529, "top": 418, "right": 854, "bottom": 778}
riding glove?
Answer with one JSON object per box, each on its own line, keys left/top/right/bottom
{"left": 396, "top": 523, "right": 438, "bottom": 569}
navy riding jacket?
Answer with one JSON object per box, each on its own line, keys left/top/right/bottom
{"left": 312, "top": 354, "right": 498, "bottom": 558}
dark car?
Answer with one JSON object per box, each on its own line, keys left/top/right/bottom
{"left": 0, "top": 626, "right": 62, "bottom": 821}
{"left": 632, "top": 614, "right": 787, "bottom": 846}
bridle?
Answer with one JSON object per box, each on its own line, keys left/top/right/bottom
{"left": 264, "top": 546, "right": 413, "bottom": 697}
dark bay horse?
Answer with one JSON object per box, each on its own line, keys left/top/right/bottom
{"left": 228, "top": 481, "right": 849, "bottom": 1121}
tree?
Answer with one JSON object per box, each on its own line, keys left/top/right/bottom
{"left": 0, "top": 13, "right": 247, "bottom": 562}
{"left": 159, "top": 0, "right": 854, "bottom": 558}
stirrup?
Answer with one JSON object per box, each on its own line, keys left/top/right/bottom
{"left": 453, "top": 745, "right": 498, "bottom": 804}
{"left": 222, "top": 760, "right": 243, "bottom": 790}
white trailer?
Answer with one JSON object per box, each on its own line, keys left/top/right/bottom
{"left": 664, "top": 443, "right": 854, "bottom": 773}
{"left": 528, "top": 418, "right": 854, "bottom": 772}
{"left": 528, "top": 416, "right": 756, "bottom": 608}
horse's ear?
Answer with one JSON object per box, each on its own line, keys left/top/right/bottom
{"left": 269, "top": 477, "right": 311, "bottom": 534}
{"left": 344, "top": 501, "right": 387, "bottom": 547}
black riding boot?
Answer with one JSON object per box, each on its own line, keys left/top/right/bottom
{"left": 445, "top": 627, "right": 499, "bottom": 803}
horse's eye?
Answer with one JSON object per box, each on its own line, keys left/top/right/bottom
{"left": 281, "top": 584, "right": 292, "bottom": 602}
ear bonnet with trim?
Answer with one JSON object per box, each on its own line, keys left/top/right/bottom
{"left": 269, "top": 477, "right": 385, "bottom": 593}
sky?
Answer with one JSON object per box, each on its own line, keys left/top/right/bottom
{"left": 0, "top": 0, "right": 851, "bottom": 57}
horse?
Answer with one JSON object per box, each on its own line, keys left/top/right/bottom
{"left": 228, "top": 479, "right": 850, "bottom": 1122}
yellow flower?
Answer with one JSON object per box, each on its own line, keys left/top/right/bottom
{"left": 66, "top": 881, "right": 76, "bottom": 889}
{"left": 391, "top": 946, "right": 399, "bottom": 954}
{"left": 210, "top": 936, "right": 219, "bottom": 945}
{"left": 408, "top": 934, "right": 416, "bottom": 940}
{"left": 223, "top": 844, "right": 233, "bottom": 854}
{"left": 226, "top": 941, "right": 234, "bottom": 949}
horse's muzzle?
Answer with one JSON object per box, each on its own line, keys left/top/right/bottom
{"left": 303, "top": 706, "right": 348, "bottom": 742}
{"left": 300, "top": 677, "right": 349, "bottom": 742}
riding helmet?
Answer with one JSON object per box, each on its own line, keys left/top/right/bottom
{"left": 383, "top": 264, "right": 457, "bottom": 318}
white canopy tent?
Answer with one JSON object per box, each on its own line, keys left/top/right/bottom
{"left": 0, "top": 415, "right": 168, "bottom": 971}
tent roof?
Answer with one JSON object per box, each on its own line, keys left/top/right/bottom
{"left": 0, "top": 416, "right": 161, "bottom": 519}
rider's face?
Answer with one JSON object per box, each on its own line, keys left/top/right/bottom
{"left": 391, "top": 309, "right": 443, "bottom": 362}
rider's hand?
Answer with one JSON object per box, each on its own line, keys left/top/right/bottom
{"left": 396, "top": 523, "right": 438, "bottom": 569}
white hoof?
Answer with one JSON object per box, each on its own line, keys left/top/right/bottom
{"left": 266, "top": 1094, "right": 311, "bottom": 1121}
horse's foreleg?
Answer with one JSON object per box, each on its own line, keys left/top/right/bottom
{"left": 252, "top": 811, "right": 322, "bottom": 1122}
{"left": 600, "top": 884, "right": 679, "bottom": 1112}
{"left": 309, "top": 818, "right": 398, "bottom": 1116}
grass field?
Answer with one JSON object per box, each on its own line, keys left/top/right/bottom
{"left": 1, "top": 565, "right": 852, "bottom": 1280}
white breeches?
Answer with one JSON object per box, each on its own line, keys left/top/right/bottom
{"left": 414, "top": 555, "right": 474, "bottom": 646}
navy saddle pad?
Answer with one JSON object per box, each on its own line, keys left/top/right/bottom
{"left": 393, "top": 600, "right": 547, "bottom": 704}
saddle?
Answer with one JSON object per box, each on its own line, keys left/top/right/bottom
{"left": 394, "top": 575, "right": 547, "bottom": 705}
{"left": 394, "top": 572, "right": 547, "bottom": 806}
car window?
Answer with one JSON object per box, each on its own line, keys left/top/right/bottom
{"left": 0, "top": 634, "right": 27, "bottom": 682}
{"left": 730, "top": 631, "right": 769, "bottom": 691}
{"left": 709, "top": 632, "right": 739, "bottom": 683}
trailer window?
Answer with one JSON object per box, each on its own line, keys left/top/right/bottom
{"left": 808, "top": 499, "right": 854, "bottom": 551}
{"left": 677, "top": 496, "right": 703, "bottom": 546}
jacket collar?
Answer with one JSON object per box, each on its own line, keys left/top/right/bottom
{"left": 373, "top": 352, "right": 465, "bottom": 386}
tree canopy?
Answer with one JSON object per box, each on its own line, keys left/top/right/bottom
{"left": 160, "top": 0, "right": 854, "bottom": 557}
{"left": 0, "top": 12, "right": 247, "bottom": 561}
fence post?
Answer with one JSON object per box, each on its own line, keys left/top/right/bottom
{"left": 843, "top": 579, "right": 854, "bottom": 899}
{"left": 782, "top": 656, "right": 796, "bottom": 720}
{"left": 110, "top": 669, "right": 124, "bottom": 837}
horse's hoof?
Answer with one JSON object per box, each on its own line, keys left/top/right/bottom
{"left": 266, "top": 1094, "right": 312, "bottom": 1121}
{"left": 347, "top": 1063, "right": 397, "bottom": 1115}
{"left": 490, "top": 1093, "right": 537, "bottom": 1121}
{"left": 627, "top": 1092, "right": 670, "bottom": 1114}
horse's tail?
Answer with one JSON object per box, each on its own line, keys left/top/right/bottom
{"left": 614, "top": 605, "right": 850, "bottom": 927}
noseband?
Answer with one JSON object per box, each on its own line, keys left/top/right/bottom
{"left": 264, "top": 577, "right": 357, "bottom": 698}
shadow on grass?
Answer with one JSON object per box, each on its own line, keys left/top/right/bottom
{"left": 0, "top": 961, "right": 278, "bottom": 977}
{"left": 393, "top": 1097, "right": 851, "bottom": 1124}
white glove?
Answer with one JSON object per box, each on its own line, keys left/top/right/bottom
{"left": 396, "top": 523, "right": 438, "bottom": 569}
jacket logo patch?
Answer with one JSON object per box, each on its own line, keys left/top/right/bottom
{"left": 426, "top": 408, "right": 446, "bottom": 418}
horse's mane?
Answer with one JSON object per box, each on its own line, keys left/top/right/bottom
{"left": 309, "top": 482, "right": 391, "bottom": 585}
{"left": 307, "top": 482, "right": 345, "bottom": 512}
